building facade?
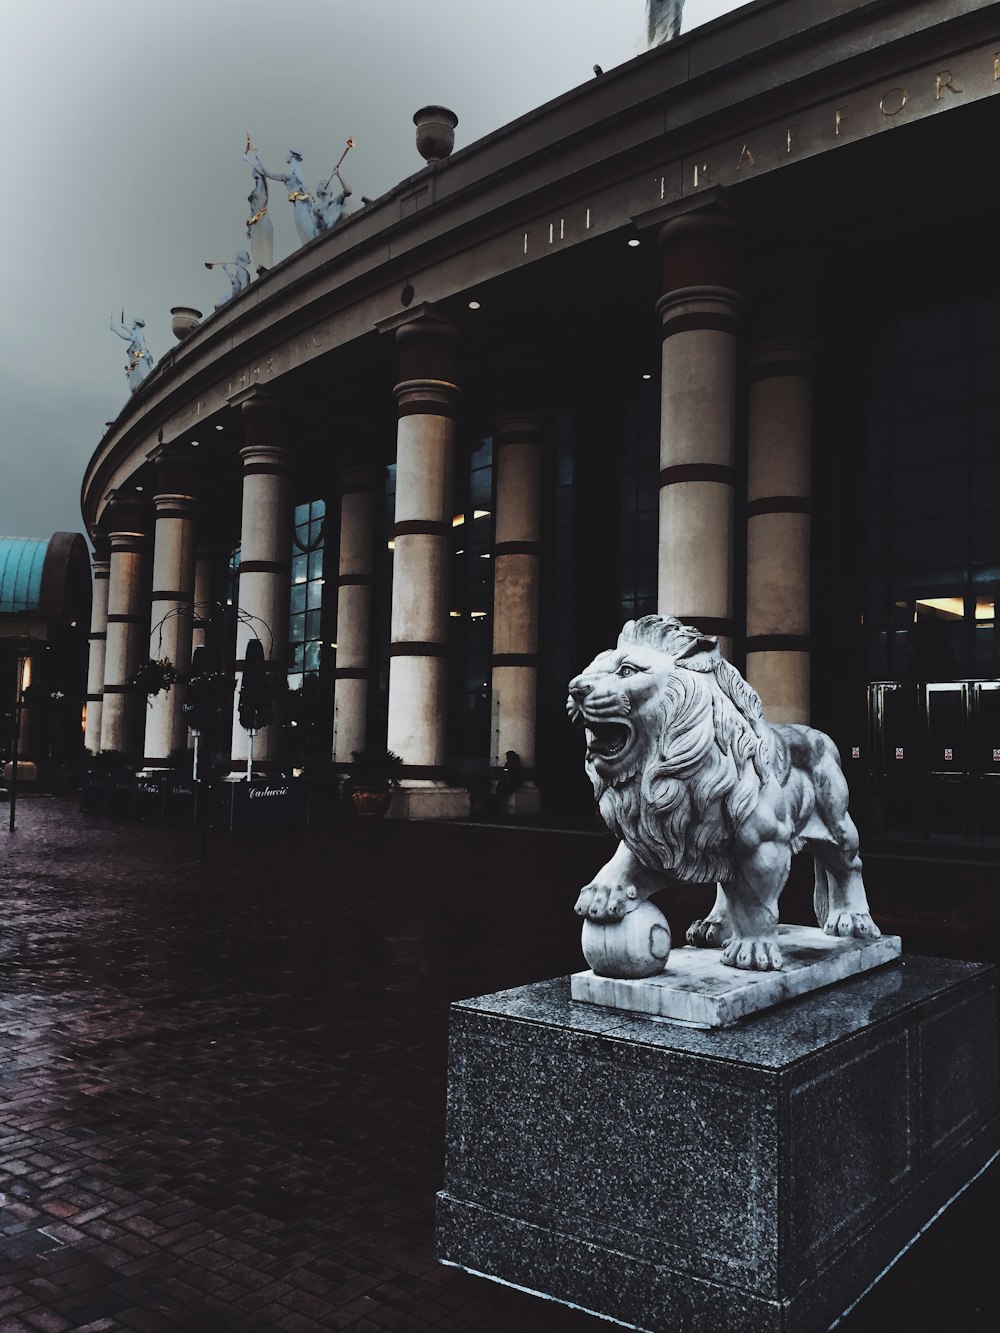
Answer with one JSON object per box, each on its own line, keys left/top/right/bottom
{"left": 80, "top": 0, "right": 1000, "bottom": 839}
{"left": 1, "top": 534, "right": 92, "bottom": 782}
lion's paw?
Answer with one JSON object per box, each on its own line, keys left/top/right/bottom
{"left": 574, "top": 880, "right": 637, "bottom": 922}
{"left": 685, "top": 917, "right": 730, "bottom": 949}
{"left": 824, "top": 912, "right": 882, "bottom": 940}
{"left": 721, "top": 938, "right": 784, "bottom": 971}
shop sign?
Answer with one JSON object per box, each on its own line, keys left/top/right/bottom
{"left": 851, "top": 746, "right": 860, "bottom": 759}
{"left": 895, "top": 747, "right": 904, "bottom": 760}
{"left": 944, "top": 748, "right": 953, "bottom": 762}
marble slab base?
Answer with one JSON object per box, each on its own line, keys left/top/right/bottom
{"left": 571, "top": 925, "right": 902, "bottom": 1027}
{"left": 438, "top": 959, "right": 999, "bottom": 1333}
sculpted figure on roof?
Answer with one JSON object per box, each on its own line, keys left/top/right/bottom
{"left": 109, "top": 314, "right": 154, "bottom": 392}
{"left": 646, "top": 0, "right": 685, "bottom": 46}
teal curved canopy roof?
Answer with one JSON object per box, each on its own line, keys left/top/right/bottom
{"left": 0, "top": 537, "right": 50, "bottom": 613}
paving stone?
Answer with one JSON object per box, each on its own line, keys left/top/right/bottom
{"left": 0, "top": 799, "right": 997, "bottom": 1332}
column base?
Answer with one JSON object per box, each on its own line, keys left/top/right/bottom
{"left": 3, "top": 761, "right": 38, "bottom": 784}
{"left": 387, "top": 784, "right": 470, "bottom": 821}
{"left": 502, "top": 785, "right": 541, "bottom": 818}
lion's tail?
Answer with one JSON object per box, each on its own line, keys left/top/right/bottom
{"left": 813, "top": 863, "right": 831, "bottom": 930}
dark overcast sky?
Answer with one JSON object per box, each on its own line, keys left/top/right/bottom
{"left": 0, "top": 0, "right": 738, "bottom": 543}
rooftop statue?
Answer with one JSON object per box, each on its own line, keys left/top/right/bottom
{"left": 247, "top": 139, "right": 356, "bottom": 248}
{"left": 243, "top": 134, "right": 274, "bottom": 274}
{"left": 249, "top": 146, "right": 317, "bottom": 246}
{"left": 567, "top": 615, "right": 880, "bottom": 978}
{"left": 312, "top": 139, "right": 355, "bottom": 235}
{"left": 204, "top": 251, "right": 252, "bottom": 309}
{"left": 646, "top": 0, "right": 685, "bottom": 46}
{"left": 109, "top": 313, "right": 154, "bottom": 392}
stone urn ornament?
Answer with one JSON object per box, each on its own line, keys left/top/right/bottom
{"left": 413, "top": 106, "right": 458, "bottom": 164}
{"left": 170, "top": 306, "right": 202, "bottom": 341}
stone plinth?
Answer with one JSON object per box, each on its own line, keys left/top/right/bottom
{"left": 437, "top": 958, "right": 999, "bottom": 1333}
{"left": 387, "top": 784, "right": 470, "bottom": 821}
{"left": 572, "top": 925, "right": 901, "bottom": 1028}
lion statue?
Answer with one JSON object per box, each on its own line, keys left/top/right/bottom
{"left": 566, "top": 615, "right": 880, "bottom": 973}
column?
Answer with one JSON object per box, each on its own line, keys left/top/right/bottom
{"left": 745, "top": 340, "right": 815, "bottom": 723}
{"left": 385, "top": 315, "right": 468, "bottom": 819}
{"left": 15, "top": 654, "right": 38, "bottom": 777}
{"left": 230, "top": 391, "right": 292, "bottom": 774}
{"left": 490, "top": 412, "right": 542, "bottom": 815}
{"left": 142, "top": 449, "right": 198, "bottom": 767}
{"left": 84, "top": 535, "right": 110, "bottom": 754}
{"left": 656, "top": 205, "right": 741, "bottom": 660}
{"left": 332, "top": 466, "right": 377, "bottom": 768}
{"left": 100, "top": 495, "right": 151, "bottom": 760}
{"left": 191, "top": 540, "right": 214, "bottom": 653}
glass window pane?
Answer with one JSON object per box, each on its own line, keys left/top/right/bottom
{"left": 304, "top": 641, "right": 322, "bottom": 672}
{"left": 290, "top": 583, "right": 307, "bottom": 614}
{"left": 290, "top": 643, "right": 304, "bottom": 671}
{"left": 307, "top": 579, "right": 323, "bottom": 609}
{"left": 308, "top": 550, "right": 324, "bottom": 581}
{"left": 306, "top": 608, "right": 322, "bottom": 640}
{"left": 289, "top": 612, "right": 306, "bottom": 643}
{"left": 292, "top": 553, "right": 308, "bottom": 582}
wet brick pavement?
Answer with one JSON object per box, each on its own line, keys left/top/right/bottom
{"left": 0, "top": 797, "right": 997, "bottom": 1332}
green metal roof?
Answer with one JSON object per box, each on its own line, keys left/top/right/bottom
{"left": 0, "top": 537, "right": 50, "bottom": 613}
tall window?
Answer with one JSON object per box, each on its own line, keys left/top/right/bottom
{"left": 867, "top": 296, "right": 1000, "bottom": 681}
{"left": 288, "top": 500, "right": 325, "bottom": 691}
{"left": 620, "top": 382, "right": 659, "bottom": 622}
{"left": 448, "top": 437, "right": 494, "bottom": 758}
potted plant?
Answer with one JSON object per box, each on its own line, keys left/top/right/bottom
{"left": 348, "top": 749, "right": 403, "bottom": 818}
{"left": 129, "top": 657, "right": 179, "bottom": 697}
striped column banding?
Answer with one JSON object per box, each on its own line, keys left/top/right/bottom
{"left": 230, "top": 399, "right": 293, "bottom": 773}
{"left": 99, "top": 504, "right": 151, "bottom": 759}
{"left": 656, "top": 209, "right": 741, "bottom": 661}
{"left": 490, "top": 412, "right": 543, "bottom": 812}
{"left": 745, "top": 339, "right": 815, "bottom": 724}
{"left": 143, "top": 487, "right": 198, "bottom": 767}
{"left": 333, "top": 467, "right": 377, "bottom": 768}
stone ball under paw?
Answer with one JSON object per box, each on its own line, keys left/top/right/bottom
{"left": 581, "top": 901, "right": 672, "bottom": 979}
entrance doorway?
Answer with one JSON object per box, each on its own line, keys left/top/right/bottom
{"left": 866, "top": 681, "right": 1000, "bottom": 845}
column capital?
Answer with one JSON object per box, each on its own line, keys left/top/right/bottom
{"left": 380, "top": 305, "right": 464, "bottom": 386}
{"left": 153, "top": 492, "right": 198, "bottom": 519}
{"left": 340, "top": 465, "right": 379, "bottom": 494}
{"left": 102, "top": 490, "right": 150, "bottom": 539}
{"left": 637, "top": 191, "right": 742, "bottom": 298}
{"left": 227, "top": 384, "right": 283, "bottom": 411}
{"left": 493, "top": 413, "right": 544, "bottom": 447}
{"left": 393, "top": 378, "right": 461, "bottom": 418}
{"left": 239, "top": 442, "right": 292, "bottom": 474}
{"left": 656, "top": 286, "right": 742, "bottom": 339}
{"left": 146, "top": 443, "right": 199, "bottom": 499}
{"left": 747, "top": 339, "right": 817, "bottom": 380}
{"left": 91, "top": 533, "right": 110, "bottom": 564}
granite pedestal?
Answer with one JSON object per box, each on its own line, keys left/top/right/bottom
{"left": 437, "top": 957, "right": 999, "bottom": 1333}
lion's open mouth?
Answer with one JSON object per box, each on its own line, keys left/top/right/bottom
{"left": 584, "top": 721, "right": 631, "bottom": 760}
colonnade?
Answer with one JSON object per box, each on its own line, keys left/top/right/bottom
{"left": 84, "top": 202, "right": 813, "bottom": 806}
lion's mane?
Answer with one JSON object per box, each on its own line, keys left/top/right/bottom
{"left": 594, "top": 617, "right": 771, "bottom": 884}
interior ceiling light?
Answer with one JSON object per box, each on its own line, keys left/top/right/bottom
{"left": 642, "top": 373, "right": 652, "bottom": 380}
{"left": 215, "top": 424, "right": 224, "bottom": 431}
{"left": 452, "top": 514, "right": 465, "bottom": 526}
{"left": 473, "top": 509, "right": 490, "bottom": 519}
{"left": 387, "top": 539, "right": 396, "bottom": 550}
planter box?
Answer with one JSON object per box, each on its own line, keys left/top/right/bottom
{"left": 225, "top": 777, "right": 310, "bottom": 832}
{"left": 164, "top": 778, "right": 198, "bottom": 827}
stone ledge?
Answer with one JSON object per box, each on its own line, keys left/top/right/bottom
{"left": 571, "top": 925, "right": 902, "bottom": 1027}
